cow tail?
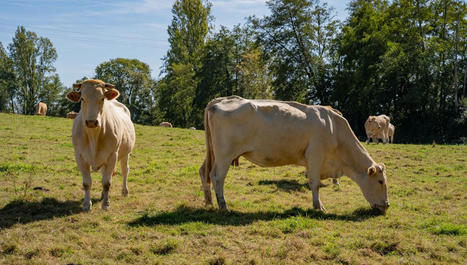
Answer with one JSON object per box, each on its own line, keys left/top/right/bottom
{"left": 204, "top": 106, "right": 214, "bottom": 184}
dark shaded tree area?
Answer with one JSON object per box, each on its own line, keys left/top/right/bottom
{"left": 332, "top": 0, "right": 466, "bottom": 143}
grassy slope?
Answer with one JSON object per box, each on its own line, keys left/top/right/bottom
{"left": 0, "top": 113, "right": 465, "bottom": 265}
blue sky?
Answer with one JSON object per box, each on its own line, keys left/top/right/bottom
{"left": 0, "top": 0, "right": 351, "bottom": 86}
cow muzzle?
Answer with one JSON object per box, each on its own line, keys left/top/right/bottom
{"left": 372, "top": 201, "right": 390, "bottom": 213}
{"left": 85, "top": 120, "right": 99, "bottom": 128}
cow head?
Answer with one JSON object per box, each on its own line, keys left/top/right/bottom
{"left": 367, "top": 116, "right": 381, "bottom": 130}
{"left": 66, "top": 79, "right": 119, "bottom": 129}
{"left": 357, "top": 163, "right": 389, "bottom": 213}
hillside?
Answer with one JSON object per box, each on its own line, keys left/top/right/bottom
{"left": 0, "top": 113, "right": 465, "bottom": 264}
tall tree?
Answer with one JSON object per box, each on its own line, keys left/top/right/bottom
{"left": 8, "top": 26, "right": 57, "bottom": 114}
{"left": 95, "top": 58, "right": 155, "bottom": 124}
{"left": 0, "top": 42, "right": 16, "bottom": 112}
{"left": 254, "top": 0, "right": 339, "bottom": 103}
{"left": 158, "top": 0, "right": 212, "bottom": 127}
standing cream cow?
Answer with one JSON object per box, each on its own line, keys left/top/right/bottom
{"left": 160, "top": 122, "right": 173, "bottom": 128}
{"left": 388, "top": 123, "right": 395, "bottom": 143}
{"left": 35, "top": 102, "right": 47, "bottom": 116}
{"left": 200, "top": 96, "right": 389, "bottom": 213}
{"left": 66, "top": 111, "right": 78, "bottom": 119}
{"left": 365, "top": 115, "right": 390, "bottom": 144}
{"left": 66, "top": 79, "right": 135, "bottom": 211}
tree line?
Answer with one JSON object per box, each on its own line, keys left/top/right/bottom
{"left": 0, "top": 0, "right": 465, "bottom": 143}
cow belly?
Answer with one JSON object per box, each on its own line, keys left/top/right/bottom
{"left": 242, "top": 147, "right": 304, "bottom": 167}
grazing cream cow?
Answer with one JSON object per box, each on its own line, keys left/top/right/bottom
{"left": 199, "top": 96, "right": 389, "bottom": 213}
{"left": 35, "top": 102, "right": 47, "bottom": 116}
{"left": 189, "top": 127, "right": 196, "bottom": 130}
{"left": 66, "top": 111, "right": 79, "bottom": 119}
{"left": 388, "top": 123, "right": 395, "bottom": 144}
{"left": 365, "top": 115, "right": 390, "bottom": 144}
{"left": 160, "top": 122, "right": 173, "bottom": 128}
{"left": 66, "top": 79, "right": 135, "bottom": 211}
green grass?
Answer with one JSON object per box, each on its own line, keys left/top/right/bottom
{"left": 0, "top": 113, "right": 466, "bottom": 264}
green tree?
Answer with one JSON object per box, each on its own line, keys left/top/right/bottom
{"left": 164, "top": 0, "right": 212, "bottom": 72}
{"left": 159, "top": 0, "right": 212, "bottom": 127}
{"left": 333, "top": 0, "right": 466, "bottom": 142}
{"left": 254, "top": 0, "right": 339, "bottom": 103}
{"left": 0, "top": 42, "right": 16, "bottom": 112}
{"left": 95, "top": 58, "right": 155, "bottom": 124}
{"left": 8, "top": 26, "right": 58, "bottom": 114}
{"left": 42, "top": 74, "right": 64, "bottom": 116}
{"left": 236, "top": 47, "right": 273, "bottom": 99}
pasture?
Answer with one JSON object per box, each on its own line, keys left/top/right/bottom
{"left": 0, "top": 113, "right": 465, "bottom": 264}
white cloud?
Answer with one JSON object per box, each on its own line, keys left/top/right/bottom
{"left": 86, "top": 0, "right": 172, "bottom": 16}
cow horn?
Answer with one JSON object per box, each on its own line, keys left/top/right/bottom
{"left": 104, "top": 83, "right": 115, "bottom": 90}
{"left": 73, "top": 83, "right": 82, "bottom": 91}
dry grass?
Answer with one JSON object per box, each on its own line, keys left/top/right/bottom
{"left": 0, "top": 113, "right": 465, "bottom": 264}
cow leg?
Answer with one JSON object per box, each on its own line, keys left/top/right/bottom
{"left": 101, "top": 153, "right": 117, "bottom": 210}
{"left": 372, "top": 136, "right": 378, "bottom": 144}
{"left": 121, "top": 154, "right": 130, "bottom": 197}
{"left": 305, "top": 145, "right": 326, "bottom": 211}
{"left": 76, "top": 154, "right": 92, "bottom": 211}
{"left": 210, "top": 160, "right": 230, "bottom": 210}
{"left": 199, "top": 159, "right": 213, "bottom": 207}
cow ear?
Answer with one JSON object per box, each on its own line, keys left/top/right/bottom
{"left": 73, "top": 83, "right": 82, "bottom": 90}
{"left": 105, "top": 83, "right": 115, "bottom": 89}
{"left": 66, "top": 91, "right": 81, "bottom": 102}
{"left": 380, "top": 163, "right": 386, "bottom": 172}
{"left": 104, "top": 89, "right": 119, "bottom": 100}
{"left": 368, "top": 166, "right": 377, "bottom": 177}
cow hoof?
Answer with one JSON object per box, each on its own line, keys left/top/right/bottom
{"left": 83, "top": 203, "right": 92, "bottom": 211}
{"left": 102, "top": 201, "right": 110, "bottom": 210}
{"left": 313, "top": 202, "right": 326, "bottom": 212}
{"left": 122, "top": 189, "right": 129, "bottom": 197}
{"left": 316, "top": 206, "right": 326, "bottom": 212}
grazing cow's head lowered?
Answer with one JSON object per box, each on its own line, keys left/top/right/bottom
{"left": 358, "top": 163, "right": 389, "bottom": 213}
{"left": 66, "top": 79, "right": 120, "bottom": 129}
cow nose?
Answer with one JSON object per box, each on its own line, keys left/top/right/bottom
{"left": 85, "top": 120, "right": 98, "bottom": 128}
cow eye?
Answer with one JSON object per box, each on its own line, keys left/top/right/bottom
{"left": 378, "top": 180, "right": 384, "bottom": 184}
{"left": 81, "top": 98, "right": 85, "bottom": 102}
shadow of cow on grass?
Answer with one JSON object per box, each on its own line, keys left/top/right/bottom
{"left": 0, "top": 197, "right": 87, "bottom": 229}
{"left": 128, "top": 205, "right": 383, "bottom": 227}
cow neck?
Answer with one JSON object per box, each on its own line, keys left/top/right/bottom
{"left": 84, "top": 124, "right": 102, "bottom": 161}
{"left": 340, "top": 131, "right": 375, "bottom": 178}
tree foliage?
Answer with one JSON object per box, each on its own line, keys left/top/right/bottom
{"left": 8, "top": 26, "right": 59, "bottom": 114}
{"left": 95, "top": 58, "right": 155, "bottom": 124}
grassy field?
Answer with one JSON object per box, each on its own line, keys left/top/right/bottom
{"left": 0, "top": 113, "right": 465, "bottom": 264}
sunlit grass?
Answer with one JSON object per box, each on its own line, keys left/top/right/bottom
{"left": 0, "top": 113, "right": 465, "bottom": 264}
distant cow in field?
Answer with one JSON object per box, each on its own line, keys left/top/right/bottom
{"left": 388, "top": 123, "right": 395, "bottom": 143}
{"left": 365, "top": 115, "right": 390, "bottom": 144}
{"left": 66, "top": 111, "right": 78, "bottom": 119}
{"left": 189, "top": 127, "right": 196, "bottom": 130}
{"left": 160, "top": 122, "right": 173, "bottom": 128}
{"left": 35, "top": 102, "right": 47, "bottom": 116}
{"left": 67, "top": 79, "right": 135, "bottom": 211}
{"left": 199, "top": 96, "right": 389, "bottom": 213}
